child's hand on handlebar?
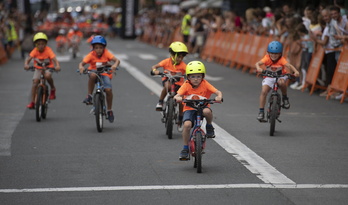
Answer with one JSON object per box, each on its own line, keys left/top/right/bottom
{"left": 24, "top": 64, "right": 30, "bottom": 70}
{"left": 79, "top": 66, "right": 85, "bottom": 74}
{"left": 294, "top": 71, "right": 300, "bottom": 77}
{"left": 174, "top": 96, "right": 182, "bottom": 103}
{"left": 215, "top": 96, "right": 223, "bottom": 103}
{"left": 55, "top": 65, "right": 61, "bottom": 72}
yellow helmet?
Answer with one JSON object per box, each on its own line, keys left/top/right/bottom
{"left": 186, "top": 61, "right": 206, "bottom": 76}
{"left": 169, "top": 41, "right": 188, "bottom": 54}
{"left": 33, "top": 32, "right": 48, "bottom": 43}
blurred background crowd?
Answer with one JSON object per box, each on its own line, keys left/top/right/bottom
{"left": 1, "top": 0, "right": 347, "bottom": 99}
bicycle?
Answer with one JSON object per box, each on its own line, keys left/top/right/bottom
{"left": 183, "top": 94, "right": 221, "bottom": 173}
{"left": 153, "top": 70, "right": 185, "bottom": 139}
{"left": 80, "top": 66, "right": 115, "bottom": 132}
{"left": 27, "top": 63, "right": 56, "bottom": 122}
{"left": 260, "top": 70, "right": 294, "bottom": 136}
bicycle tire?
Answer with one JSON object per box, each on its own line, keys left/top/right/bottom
{"left": 269, "top": 95, "right": 278, "bottom": 136}
{"left": 165, "top": 98, "right": 174, "bottom": 139}
{"left": 195, "top": 132, "right": 203, "bottom": 173}
{"left": 94, "top": 93, "right": 103, "bottom": 132}
{"left": 35, "top": 86, "right": 43, "bottom": 122}
{"left": 41, "top": 89, "right": 48, "bottom": 119}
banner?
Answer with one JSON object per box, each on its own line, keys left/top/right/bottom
{"left": 121, "top": 0, "right": 138, "bottom": 39}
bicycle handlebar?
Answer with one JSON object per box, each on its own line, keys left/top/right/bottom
{"left": 260, "top": 70, "right": 295, "bottom": 79}
{"left": 27, "top": 66, "right": 57, "bottom": 73}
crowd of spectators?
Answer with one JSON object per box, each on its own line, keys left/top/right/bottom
{"left": 136, "top": 1, "right": 348, "bottom": 99}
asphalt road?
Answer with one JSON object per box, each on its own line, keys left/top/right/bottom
{"left": 0, "top": 37, "right": 347, "bottom": 205}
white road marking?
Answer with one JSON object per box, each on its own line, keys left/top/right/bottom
{"left": 139, "top": 54, "right": 158, "bottom": 60}
{"left": 56, "top": 55, "right": 71, "bottom": 62}
{"left": 205, "top": 75, "right": 223, "bottom": 81}
{"left": 1, "top": 184, "right": 348, "bottom": 193}
{"left": 118, "top": 58, "right": 294, "bottom": 184}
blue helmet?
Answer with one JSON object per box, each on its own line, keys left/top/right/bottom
{"left": 91, "top": 35, "right": 107, "bottom": 46}
{"left": 267, "top": 41, "right": 283, "bottom": 53}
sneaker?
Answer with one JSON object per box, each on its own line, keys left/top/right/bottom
{"left": 83, "top": 95, "right": 93, "bottom": 105}
{"left": 179, "top": 149, "right": 190, "bottom": 161}
{"left": 257, "top": 112, "right": 265, "bottom": 121}
{"left": 49, "top": 89, "right": 56, "bottom": 100}
{"left": 290, "top": 81, "right": 299, "bottom": 89}
{"left": 177, "top": 120, "right": 183, "bottom": 132}
{"left": 282, "top": 98, "right": 290, "bottom": 109}
{"left": 155, "top": 102, "right": 163, "bottom": 111}
{"left": 107, "top": 111, "right": 114, "bottom": 123}
{"left": 206, "top": 124, "right": 215, "bottom": 138}
{"left": 26, "top": 102, "right": 35, "bottom": 109}
{"left": 295, "top": 84, "right": 304, "bottom": 90}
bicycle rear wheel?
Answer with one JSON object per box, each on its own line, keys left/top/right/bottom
{"left": 94, "top": 93, "right": 103, "bottom": 132}
{"left": 269, "top": 95, "right": 278, "bottom": 136}
{"left": 165, "top": 98, "right": 174, "bottom": 139}
{"left": 194, "top": 132, "right": 203, "bottom": 173}
{"left": 35, "top": 86, "right": 43, "bottom": 122}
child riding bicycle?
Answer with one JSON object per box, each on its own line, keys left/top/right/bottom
{"left": 78, "top": 35, "right": 120, "bottom": 123}
{"left": 174, "top": 61, "right": 223, "bottom": 160}
{"left": 151, "top": 41, "right": 188, "bottom": 126}
{"left": 24, "top": 32, "right": 61, "bottom": 109}
{"left": 255, "top": 41, "right": 299, "bottom": 122}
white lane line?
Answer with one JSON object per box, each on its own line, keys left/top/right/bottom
{"left": 1, "top": 184, "right": 348, "bottom": 193}
{"left": 56, "top": 55, "right": 71, "bottom": 62}
{"left": 118, "top": 57, "right": 294, "bottom": 185}
{"left": 139, "top": 54, "right": 158, "bottom": 60}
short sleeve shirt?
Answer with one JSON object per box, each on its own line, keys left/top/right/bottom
{"left": 260, "top": 55, "right": 288, "bottom": 75}
{"left": 158, "top": 58, "right": 186, "bottom": 86}
{"left": 83, "top": 48, "right": 115, "bottom": 78}
{"left": 29, "top": 46, "right": 56, "bottom": 69}
{"left": 177, "top": 79, "right": 218, "bottom": 111}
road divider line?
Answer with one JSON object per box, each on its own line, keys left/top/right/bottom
{"left": 117, "top": 56, "right": 294, "bottom": 185}
{"left": 1, "top": 183, "right": 348, "bottom": 193}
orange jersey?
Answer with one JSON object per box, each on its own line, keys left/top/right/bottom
{"left": 158, "top": 58, "right": 186, "bottom": 85}
{"left": 177, "top": 79, "right": 218, "bottom": 111}
{"left": 55, "top": 36, "right": 68, "bottom": 44}
{"left": 67, "top": 31, "right": 83, "bottom": 41}
{"left": 29, "top": 46, "right": 56, "bottom": 69}
{"left": 82, "top": 48, "right": 115, "bottom": 78}
{"left": 260, "top": 55, "right": 289, "bottom": 75}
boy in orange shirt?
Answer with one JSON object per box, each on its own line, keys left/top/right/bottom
{"left": 151, "top": 41, "right": 188, "bottom": 125}
{"left": 55, "top": 29, "right": 68, "bottom": 53}
{"left": 174, "top": 61, "right": 222, "bottom": 160}
{"left": 255, "top": 41, "right": 299, "bottom": 122}
{"left": 24, "top": 32, "right": 61, "bottom": 109}
{"left": 78, "top": 35, "right": 120, "bottom": 123}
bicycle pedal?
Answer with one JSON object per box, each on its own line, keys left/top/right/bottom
{"left": 276, "top": 119, "right": 282, "bottom": 123}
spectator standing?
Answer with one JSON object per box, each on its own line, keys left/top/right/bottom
{"left": 310, "top": 8, "right": 340, "bottom": 95}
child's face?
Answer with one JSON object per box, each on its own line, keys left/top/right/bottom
{"left": 188, "top": 74, "right": 203, "bottom": 86}
{"left": 93, "top": 44, "right": 105, "bottom": 56}
{"left": 268, "top": 52, "right": 281, "bottom": 61}
{"left": 35, "top": 40, "right": 47, "bottom": 52}
{"left": 172, "top": 53, "right": 186, "bottom": 64}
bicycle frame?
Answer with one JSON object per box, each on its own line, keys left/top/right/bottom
{"left": 154, "top": 70, "right": 185, "bottom": 139}
{"left": 28, "top": 61, "right": 55, "bottom": 122}
{"left": 183, "top": 95, "right": 219, "bottom": 173}
{"left": 261, "top": 70, "right": 293, "bottom": 136}
{"left": 83, "top": 66, "right": 111, "bottom": 132}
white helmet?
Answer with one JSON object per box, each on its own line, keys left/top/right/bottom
{"left": 58, "top": 29, "right": 65, "bottom": 35}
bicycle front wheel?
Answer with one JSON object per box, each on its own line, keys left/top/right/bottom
{"left": 269, "top": 95, "right": 278, "bottom": 136}
{"left": 35, "top": 86, "right": 43, "bottom": 122}
{"left": 41, "top": 88, "right": 48, "bottom": 119}
{"left": 94, "top": 93, "right": 103, "bottom": 132}
{"left": 194, "top": 132, "right": 203, "bottom": 173}
{"left": 165, "top": 98, "right": 174, "bottom": 139}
